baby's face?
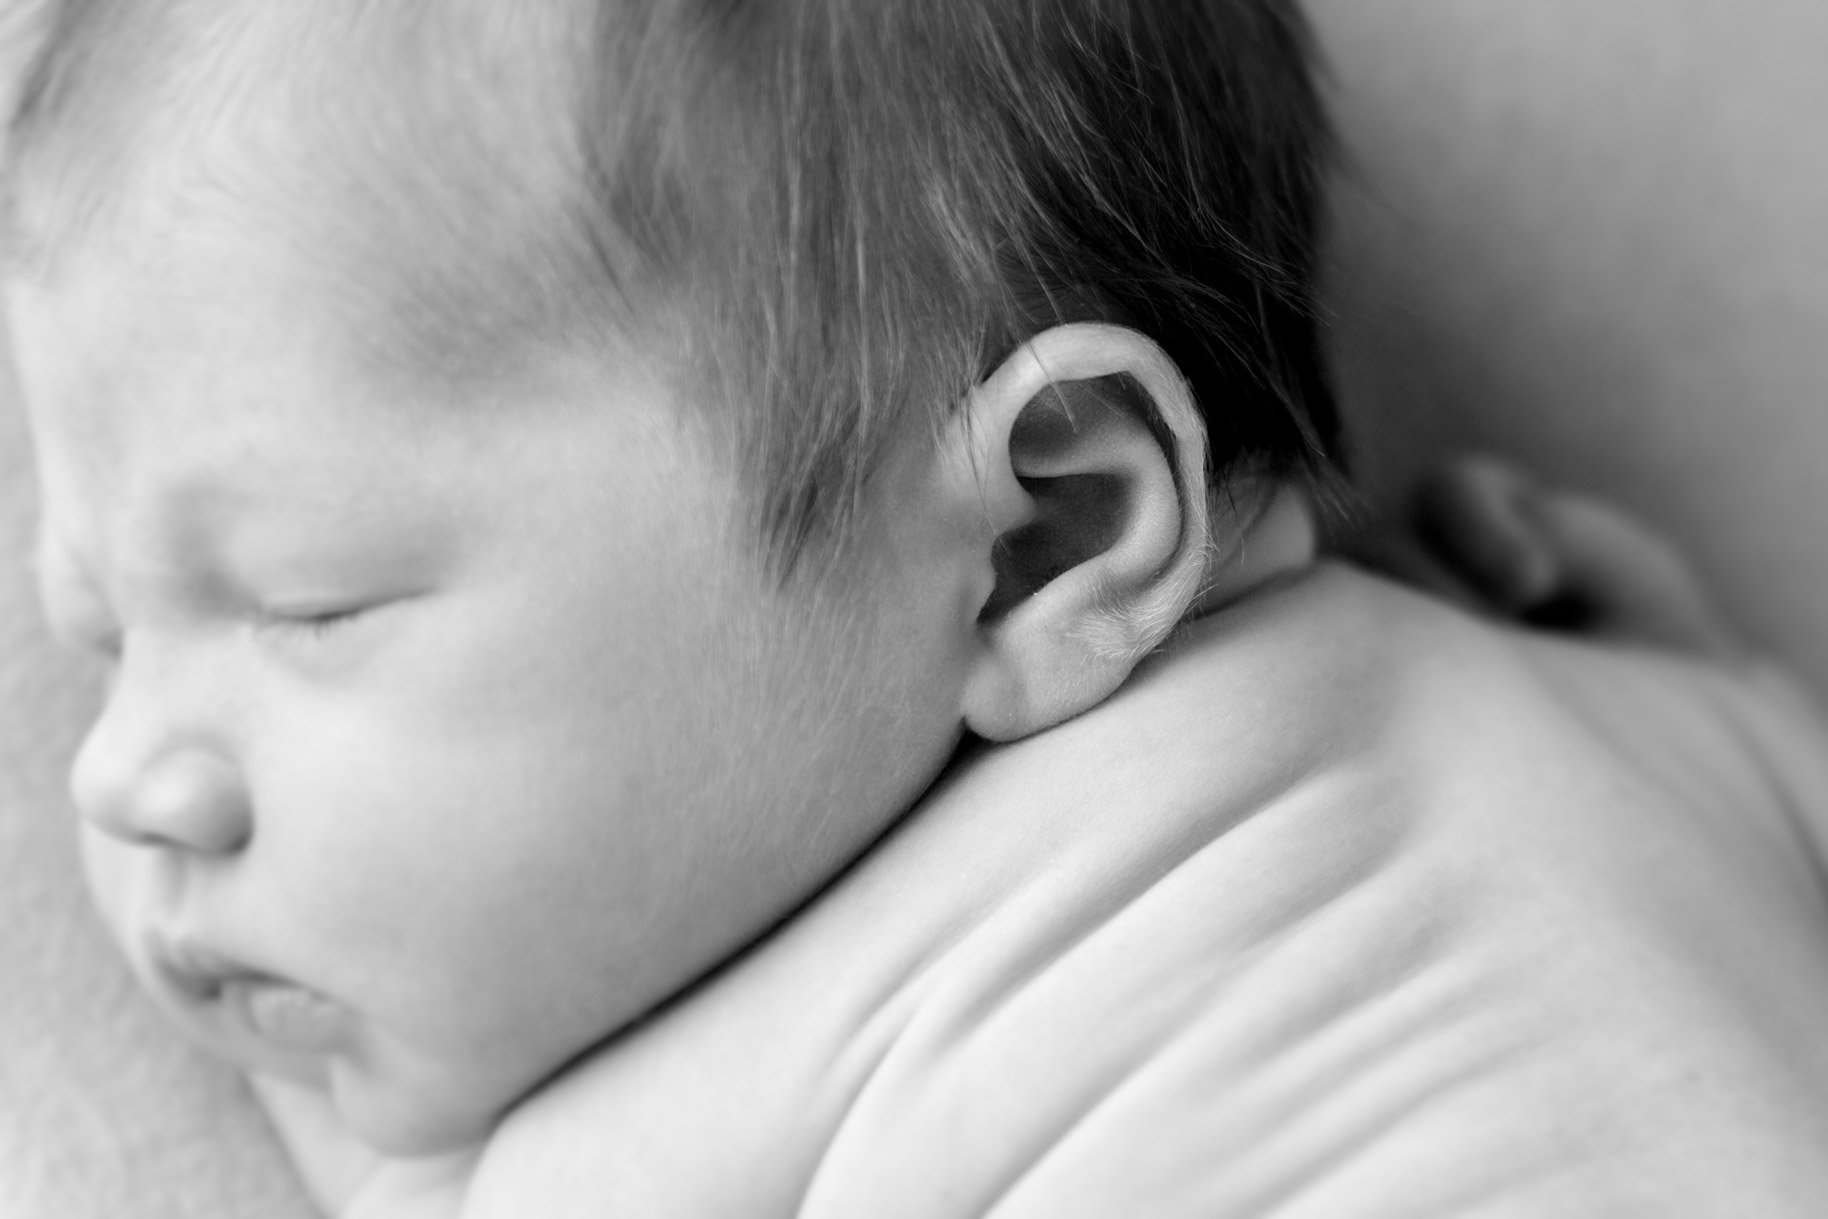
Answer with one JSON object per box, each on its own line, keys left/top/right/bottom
{"left": 8, "top": 220, "right": 973, "bottom": 1154}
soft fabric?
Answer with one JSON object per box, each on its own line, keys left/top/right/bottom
{"left": 453, "top": 567, "right": 1828, "bottom": 1216}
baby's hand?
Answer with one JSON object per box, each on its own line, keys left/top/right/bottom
{"left": 1343, "top": 453, "right": 1748, "bottom": 662}
{"left": 1401, "top": 454, "right": 1743, "bottom": 655}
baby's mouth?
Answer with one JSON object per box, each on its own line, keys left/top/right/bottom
{"left": 155, "top": 940, "right": 355, "bottom": 1054}
{"left": 223, "top": 976, "right": 353, "bottom": 1052}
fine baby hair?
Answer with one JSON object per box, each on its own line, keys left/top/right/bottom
{"left": 2, "top": 0, "right": 1370, "bottom": 1198}
{"left": 3, "top": 0, "right": 1338, "bottom": 572}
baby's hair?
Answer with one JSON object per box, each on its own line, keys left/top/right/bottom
{"left": 3, "top": 0, "right": 1339, "bottom": 573}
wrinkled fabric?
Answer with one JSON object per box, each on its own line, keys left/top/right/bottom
{"left": 471, "top": 566, "right": 1828, "bottom": 1218}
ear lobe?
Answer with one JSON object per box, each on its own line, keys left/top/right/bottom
{"left": 952, "top": 324, "right": 1214, "bottom": 741}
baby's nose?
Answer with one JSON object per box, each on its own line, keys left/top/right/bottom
{"left": 71, "top": 701, "right": 251, "bottom": 855}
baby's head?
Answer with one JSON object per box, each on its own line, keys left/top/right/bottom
{"left": 3, "top": 0, "right": 1334, "bottom": 1155}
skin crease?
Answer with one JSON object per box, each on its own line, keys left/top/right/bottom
{"left": 7, "top": 207, "right": 988, "bottom": 1160}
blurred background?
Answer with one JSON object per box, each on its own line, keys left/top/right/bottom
{"left": 1316, "top": 0, "right": 1828, "bottom": 696}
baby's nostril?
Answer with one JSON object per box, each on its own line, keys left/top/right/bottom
{"left": 79, "top": 747, "right": 254, "bottom": 856}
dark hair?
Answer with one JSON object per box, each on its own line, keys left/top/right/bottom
{"left": 5, "top": 0, "right": 1339, "bottom": 570}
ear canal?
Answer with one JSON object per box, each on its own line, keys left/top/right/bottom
{"left": 978, "top": 380, "right": 1151, "bottom": 623}
{"left": 959, "top": 324, "right": 1213, "bottom": 741}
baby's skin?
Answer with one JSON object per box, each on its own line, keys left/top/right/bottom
{"left": 16, "top": 5, "right": 1828, "bottom": 1212}
{"left": 17, "top": 173, "right": 1828, "bottom": 1214}
{"left": 489, "top": 586, "right": 1828, "bottom": 1217}
{"left": 288, "top": 497, "right": 1828, "bottom": 1218}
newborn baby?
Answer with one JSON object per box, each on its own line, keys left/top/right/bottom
{"left": 8, "top": 1, "right": 1828, "bottom": 1215}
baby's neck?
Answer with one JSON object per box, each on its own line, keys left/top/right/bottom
{"left": 1187, "top": 482, "right": 1318, "bottom": 618}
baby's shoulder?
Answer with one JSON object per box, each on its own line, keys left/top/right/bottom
{"left": 1116, "top": 557, "right": 1824, "bottom": 795}
{"left": 463, "top": 564, "right": 1828, "bottom": 1218}
{"left": 1023, "top": 558, "right": 1828, "bottom": 904}
{"left": 1010, "top": 561, "right": 1526, "bottom": 796}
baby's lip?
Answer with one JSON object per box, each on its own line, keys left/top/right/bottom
{"left": 152, "top": 936, "right": 268, "bottom": 1000}
{"left": 150, "top": 935, "right": 357, "bottom": 1055}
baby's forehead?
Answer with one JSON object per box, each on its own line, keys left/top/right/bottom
{"left": 15, "top": 231, "right": 676, "bottom": 610}
{"left": 6, "top": 2, "right": 613, "bottom": 385}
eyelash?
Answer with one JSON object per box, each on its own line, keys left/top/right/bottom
{"left": 259, "top": 605, "right": 370, "bottom": 640}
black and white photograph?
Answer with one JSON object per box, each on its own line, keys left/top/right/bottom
{"left": 3, "top": 2, "right": 1827, "bottom": 1216}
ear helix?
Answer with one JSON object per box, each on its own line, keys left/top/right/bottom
{"left": 999, "top": 324, "right": 1211, "bottom": 663}
{"left": 957, "top": 323, "right": 1213, "bottom": 740}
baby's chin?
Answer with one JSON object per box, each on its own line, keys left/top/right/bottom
{"left": 307, "top": 1060, "right": 493, "bottom": 1162}
{"left": 319, "top": 1047, "right": 525, "bottom": 1158}
{"left": 153, "top": 962, "right": 521, "bottom": 1157}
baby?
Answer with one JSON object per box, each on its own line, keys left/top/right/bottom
{"left": 9, "top": 1, "right": 1828, "bottom": 1216}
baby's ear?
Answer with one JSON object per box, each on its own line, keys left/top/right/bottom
{"left": 944, "top": 323, "right": 1226, "bottom": 742}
